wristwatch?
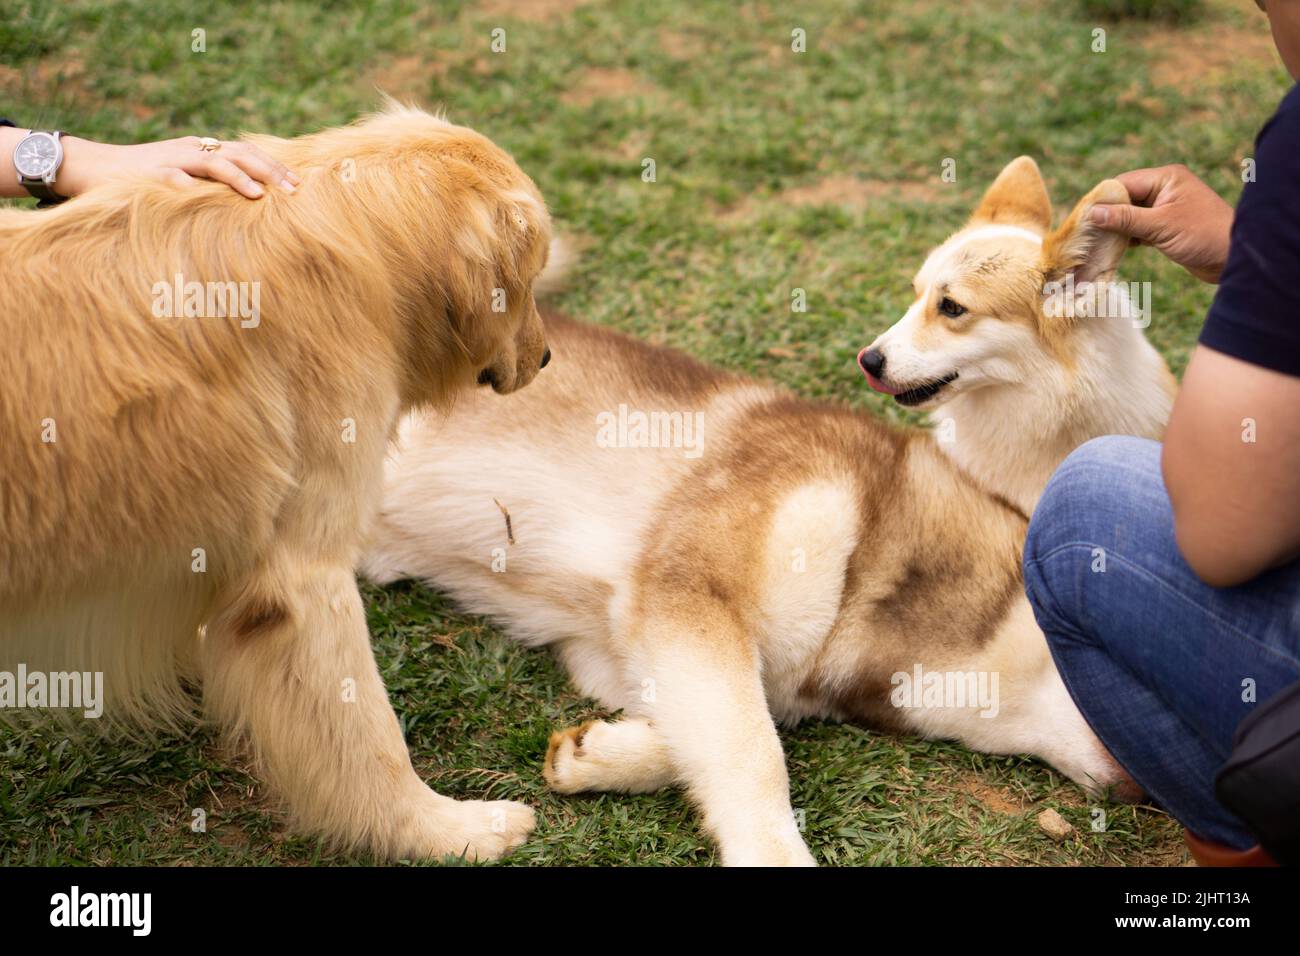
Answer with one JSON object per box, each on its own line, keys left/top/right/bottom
{"left": 12, "top": 129, "right": 69, "bottom": 206}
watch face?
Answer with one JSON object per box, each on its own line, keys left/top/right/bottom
{"left": 14, "top": 133, "right": 58, "bottom": 179}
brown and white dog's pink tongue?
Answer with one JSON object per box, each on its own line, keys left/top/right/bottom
{"left": 863, "top": 370, "right": 900, "bottom": 395}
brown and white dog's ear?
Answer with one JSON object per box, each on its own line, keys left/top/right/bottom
{"left": 969, "top": 156, "right": 1052, "bottom": 232}
{"left": 1041, "top": 178, "right": 1129, "bottom": 286}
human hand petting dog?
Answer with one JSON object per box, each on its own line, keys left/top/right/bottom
{"left": 65, "top": 135, "right": 301, "bottom": 198}
{"left": 1, "top": 127, "right": 300, "bottom": 200}
{"left": 1088, "top": 164, "right": 1234, "bottom": 284}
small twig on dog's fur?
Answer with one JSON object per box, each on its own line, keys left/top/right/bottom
{"left": 493, "top": 498, "right": 515, "bottom": 545}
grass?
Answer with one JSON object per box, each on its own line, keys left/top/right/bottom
{"left": 0, "top": 0, "right": 1287, "bottom": 866}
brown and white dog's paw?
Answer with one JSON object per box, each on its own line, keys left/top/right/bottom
{"left": 542, "top": 718, "right": 677, "bottom": 795}
{"left": 543, "top": 722, "right": 597, "bottom": 794}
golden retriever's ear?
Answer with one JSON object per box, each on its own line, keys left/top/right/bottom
{"left": 1041, "top": 179, "right": 1129, "bottom": 286}
{"left": 492, "top": 190, "right": 551, "bottom": 290}
{"left": 969, "top": 156, "right": 1052, "bottom": 232}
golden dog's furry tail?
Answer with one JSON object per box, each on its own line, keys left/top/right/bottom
{"left": 534, "top": 235, "right": 576, "bottom": 300}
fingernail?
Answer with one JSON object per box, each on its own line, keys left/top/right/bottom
{"left": 287, "top": 171, "right": 302, "bottom": 185}
{"left": 1090, "top": 205, "right": 1109, "bottom": 225}
{"left": 279, "top": 180, "right": 296, "bottom": 193}
{"left": 248, "top": 182, "right": 264, "bottom": 197}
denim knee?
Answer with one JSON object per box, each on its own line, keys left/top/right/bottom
{"left": 1023, "top": 435, "right": 1165, "bottom": 642}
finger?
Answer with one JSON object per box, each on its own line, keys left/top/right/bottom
{"left": 153, "top": 167, "right": 198, "bottom": 190}
{"left": 224, "top": 146, "right": 297, "bottom": 192}
{"left": 200, "top": 156, "right": 264, "bottom": 198}
{"left": 245, "top": 143, "right": 301, "bottom": 186}
{"left": 1112, "top": 167, "right": 1172, "bottom": 208}
{"left": 1089, "top": 201, "right": 1160, "bottom": 243}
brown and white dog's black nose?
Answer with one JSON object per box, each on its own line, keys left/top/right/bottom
{"left": 540, "top": 347, "right": 551, "bottom": 369}
{"left": 858, "top": 347, "right": 885, "bottom": 379}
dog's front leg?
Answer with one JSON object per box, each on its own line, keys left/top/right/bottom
{"left": 627, "top": 608, "right": 815, "bottom": 866}
{"left": 201, "top": 560, "right": 534, "bottom": 862}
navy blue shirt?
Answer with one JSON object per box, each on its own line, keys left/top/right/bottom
{"left": 1201, "top": 85, "right": 1300, "bottom": 377}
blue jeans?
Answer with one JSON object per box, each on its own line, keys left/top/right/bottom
{"left": 1023, "top": 436, "right": 1300, "bottom": 849}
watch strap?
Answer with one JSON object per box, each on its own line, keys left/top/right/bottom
{"left": 26, "top": 179, "right": 65, "bottom": 207}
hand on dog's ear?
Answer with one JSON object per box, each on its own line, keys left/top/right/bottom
{"left": 970, "top": 156, "right": 1053, "bottom": 232}
{"left": 1041, "top": 179, "right": 1130, "bottom": 286}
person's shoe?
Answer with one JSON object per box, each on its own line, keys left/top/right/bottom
{"left": 1184, "top": 829, "right": 1277, "bottom": 866}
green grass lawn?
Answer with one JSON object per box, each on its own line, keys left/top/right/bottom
{"left": 0, "top": 0, "right": 1288, "bottom": 866}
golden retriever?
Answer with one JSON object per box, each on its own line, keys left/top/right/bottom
{"left": 0, "top": 104, "right": 551, "bottom": 860}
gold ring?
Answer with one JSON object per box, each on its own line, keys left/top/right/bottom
{"left": 197, "top": 136, "right": 221, "bottom": 153}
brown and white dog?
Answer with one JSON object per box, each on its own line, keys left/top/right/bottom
{"left": 362, "top": 157, "right": 1177, "bottom": 865}
{"left": 0, "top": 104, "right": 551, "bottom": 860}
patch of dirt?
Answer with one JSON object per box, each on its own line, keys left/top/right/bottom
{"left": 0, "top": 51, "right": 94, "bottom": 107}
{"left": 365, "top": 52, "right": 463, "bottom": 105}
{"left": 1116, "top": 82, "right": 1169, "bottom": 118}
{"left": 657, "top": 27, "right": 707, "bottom": 60}
{"left": 479, "top": 0, "right": 593, "bottom": 23}
{"left": 561, "top": 66, "right": 660, "bottom": 107}
{"left": 956, "top": 777, "right": 1027, "bottom": 815}
{"left": 782, "top": 175, "right": 944, "bottom": 207}
{"left": 1141, "top": 834, "right": 1193, "bottom": 867}
{"left": 605, "top": 130, "right": 654, "bottom": 162}
{"left": 1052, "top": 785, "right": 1090, "bottom": 809}
{"left": 1141, "top": 20, "right": 1277, "bottom": 89}
{"left": 370, "top": 0, "right": 596, "bottom": 101}
{"left": 718, "top": 174, "right": 945, "bottom": 222}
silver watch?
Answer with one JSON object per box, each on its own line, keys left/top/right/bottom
{"left": 13, "top": 130, "right": 67, "bottom": 205}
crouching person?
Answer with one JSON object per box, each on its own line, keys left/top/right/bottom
{"left": 1024, "top": 12, "right": 1300, "bottom": 862}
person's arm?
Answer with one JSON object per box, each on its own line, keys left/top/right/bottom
{"left": 1094, "top": 90, "right": 1300, "bottom": 588}
{"left": 0, "top": 122, "right": 41, "bottom": 198}
{"left": 0, "top": 124, "right": 299, "bottom": 200}
{"left": 1162, "top": 347, "right": 1300, "bottom": 587}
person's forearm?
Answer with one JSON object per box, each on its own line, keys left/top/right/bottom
{"left": 1162, "top": 346, "right": 1300, "bottom": 588}
{"left": 0, "top": 127, "right": 101, "bottom": 199}
{"left": 0, "top": 125, "right": 30, "bottom": 197}
{"left": 1, "top": 129, "right": 297, "bottom": 200}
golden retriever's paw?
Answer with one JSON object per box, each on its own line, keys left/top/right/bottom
{"left": 390, "top": 793, "right": 536, "bottom": 862}
{"left": 436, "top": 798, "right": 536, "bottom": 862}
{"left": 543, "top": 722, "right": 596, "bottom": 794}
{"left": 720, "top": 836, "right": 817, "bottom": 868}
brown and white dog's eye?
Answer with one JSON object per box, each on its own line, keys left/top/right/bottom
{"left": 938, "top": 296, "right": 966, "bottom": 318}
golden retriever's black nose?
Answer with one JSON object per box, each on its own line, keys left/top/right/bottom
{"left": 859, "top": 347, "right": 885, "bottom": 378}
{"left": 540, "top": 348, "right": 551, "bottom": 369}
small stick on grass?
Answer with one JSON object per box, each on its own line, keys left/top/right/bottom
{"left": 493, "top": 497, "right": 515, "bottom": 545}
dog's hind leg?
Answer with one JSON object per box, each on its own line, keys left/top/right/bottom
{"left": 200, "top": 558, "right": 534, "bottom": 861}
{"left": 543, "top": 718, "right": 676, "bottom": 794}
{"left": 624, "top": 607, "right": 815, "bottom": 867}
